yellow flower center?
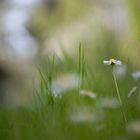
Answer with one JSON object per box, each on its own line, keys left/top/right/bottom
{"left": 109, "top": 59, "right": 116, "bottom": 65}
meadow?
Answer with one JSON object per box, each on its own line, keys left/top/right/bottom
{"left": 1, "top": 45, "right": 140, "bottom": 140}
{"left": 0, "top": 0, "right": 140, "bottom": 140}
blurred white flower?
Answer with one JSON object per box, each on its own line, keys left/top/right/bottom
{"left": 52, "top": 73, "right": 79, "bottom": 95}
{"left": 97, "top": 97, "right": 119, "bottom": 109}
{"left": 69, "top": 106, "right": 104, "bottom": 123}
{"left": 113, "top": 65, "right": 126, "bottom": 78}
{"left": 126, "top": 121, "right": 140, "bottom": 135}
{"left": 103, "top": 59, "right": 122, "bottom": 66}
{"left": 132, "top": 71, "right": 140, "bottom": 81}
{"left": 80, "top": 90, "right": 97, "bottom": 99}
{"left": 10, "top": 0, "right": 40, "bottom": 7}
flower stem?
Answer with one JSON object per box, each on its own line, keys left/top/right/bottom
{"left": 113, "top": 72, "right": 127, "bottom": 124}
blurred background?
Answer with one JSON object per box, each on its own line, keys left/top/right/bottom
{"left": 0, "top": 0, "right": 140, "bottom": 106}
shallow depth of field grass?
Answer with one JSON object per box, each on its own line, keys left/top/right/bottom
{"left": 0, "top": 45, "right": 140, "bottom": 140}
{"left": 1, "top": 0, "right": 140, "bottom": 139}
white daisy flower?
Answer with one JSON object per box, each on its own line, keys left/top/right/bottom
{"left": 103, "top": 59, "right": 122, "bottom": 66}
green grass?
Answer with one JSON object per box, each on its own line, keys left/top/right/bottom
{"left": 0, "top": 46, "right": 140, "bottom": 140}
